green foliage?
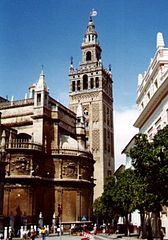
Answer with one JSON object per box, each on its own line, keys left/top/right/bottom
{"left": 93, "top": 125, "right": 168, "bottom": 226}
{"left": 129, "top": 125, "right": 168, "bottom": 211}
{"left": 112, "top": 169, "right": 138, "bottom": 215}
{"left": 93, "top": 169, "right": 143, "bottom": 221}
{"left": 93, "top": 196, "right": 107, "bottom": 220}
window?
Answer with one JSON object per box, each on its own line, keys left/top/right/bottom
{"left": 37, "top": 93, "right": 41, "bottom": 105}
{"left": 44, "top": 94, "right": 48, "bottom": 105}
{"left": 141, "top": 102, "right": 144, "bottom": 110}
{"left": 96, "top": 77, "right": 99, "bottom": 88}
{"left": 72, "top": 81, "right": 75, "bottom": 92}
{"left": 155, "top": 117, "right": 161, "bottom": 132}
{"left": 107, "top": 107, "right": 109, "bottom": 126}
{"left": 86, "top": 51, "right": 91, "bottom": 61}
{"left": 83, "top": 75, "right": 88, "bottom": 90}
{"left": 156, "top": 125, "right": 161, "bottom": 132}
{"left": 154, "top": 80, "right": 158, "bottom": 89}
{"left": 148, "top": 126, "right": 153, "bottom": 140}
{"left": 90, "top": 78, "right": 94, "bottom": 89}
{"left": 77, "top": 80, "right": 80, "bottom": 91}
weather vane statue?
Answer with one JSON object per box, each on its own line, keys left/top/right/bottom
{"left": 90, "top": 9, "right": 97, "bottom": 18}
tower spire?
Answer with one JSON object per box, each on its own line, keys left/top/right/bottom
{"left": 36, "top": 66, "right": 48, "bottom": 91}
{"left": 80, "top": 13, "right": 102, "bottom": 66}
{"left": 157, "top": 32, "right": 165, "bottom": 49}
{"left": 70, "top": 56, "right": 74, "bottom": 70}
{"left": 41, "top": 64, "right": 44, "bottom": 75}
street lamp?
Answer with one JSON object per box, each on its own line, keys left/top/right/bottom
{"left": 38, "top": 212, "right": 43, "bottom": 228}
{"left": 58, "top": 203, "right": 62, "bottom": 238}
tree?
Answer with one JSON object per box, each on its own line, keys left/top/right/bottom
{"left": 93, "top": 126, "right": 168, "bottom": 238}
{"left": 93, "top": 196, "right": 107, "bottom": 224}
{"left": 129, "top": 125, "right": 168, "bottom": 239}
{"left": 112, "top": 169, "right": 142, "bottom": 236}
{"left": 96, "top": 169, "right": 142, "bottom": 236}
{"left": 93, "top": 176, "right": 118, "bottom": 226}
{"left": 152, "top": 125, "right": 168, "bottom": 205}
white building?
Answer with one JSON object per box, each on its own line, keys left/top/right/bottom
{"left": 134, "top": 32, "right": 168, "bottom": 136}
{"left": 122, "top": 32, "right": 168, "bottom": 233}
{"left": 123, "top": 32, "right": 168, "bottom": 169}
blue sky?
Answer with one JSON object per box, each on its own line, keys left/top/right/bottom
{"left": 1, "top": 0, "right": 168, "bottom": 168}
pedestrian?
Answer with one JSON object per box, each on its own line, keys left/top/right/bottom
{"left": 30, "top": 229, "right": 36, "bottom": 240}
{"left": 93, "top": 224, "right": 97, "bottom": 235}
{"left": 0, "top": 233, "right": 3, "bottom": 240}
{"left": 9, "top": 229, "right": 14, "bottom": 240}
{"left": 160, "top": 228, "right": 165, "bottom": 240}
{"left": 40, "top": 227, "right": 46, "bottom": 240}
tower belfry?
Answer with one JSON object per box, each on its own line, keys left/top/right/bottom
{"left": 81, "top": 16, "right": 101, "bottom": 67}
{"left": 69, "top": 15, "right": 114, "bottom": 199}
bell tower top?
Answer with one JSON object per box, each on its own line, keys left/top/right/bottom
{"left": 80, "top": 12, "right": 102, "bottom": 67}
{"left": 83, "top": 17, "right": 98, "bottom": 45}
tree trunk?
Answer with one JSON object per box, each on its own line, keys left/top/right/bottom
{"left": 150, "top": 211, "right": 161, "bottom": 239}
{"left": 140, "top": 211, "right": 161, "bottom": 240}
{"left": 140, "top": 209, "right": 148, "bottom": 239}
{"left": 125, "top": 213, "right": 129, "bottom": 236}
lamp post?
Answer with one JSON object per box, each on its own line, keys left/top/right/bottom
{"left": 38, "top": 212, "right": 43, "bottom": 228}
{"left": 52, "top": 212, "right": 56, "bottom": 234}
{"left": 58, "top": 203, "right": 62, "bottom": 239}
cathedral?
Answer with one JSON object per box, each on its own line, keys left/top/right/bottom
{"left": 0, "top": 15, "right": 114, "bottom": 234}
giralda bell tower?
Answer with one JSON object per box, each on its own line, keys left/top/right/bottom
{"left": 69, "top": 15, "right": 114, "bottom": 199}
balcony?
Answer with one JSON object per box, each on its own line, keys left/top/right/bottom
{"left": 51, "top": 148, "right": 93, "bottom": 159}
{"left": 5, "top": 139, "right": 43, "bottom": 151}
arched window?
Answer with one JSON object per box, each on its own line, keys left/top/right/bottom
{"left": 96, "top": 77, "right": 99, "bottom": 88}
{"left": 77, "top": 80, "right": 80, "bottom": 91}
{"left": 83, "top": 75, "right": 88, "bottom": 90}
{"left": 90, "top": 78, "right": 94, "bottom": 89}
{"left": 86, "top": 51, "right": 91, "bottom": 61}
{"left": 37, "top": 93, "right": 41, "bottom": 106}
{"left": 72, "top": 81, "right": 75, "bottom": 92}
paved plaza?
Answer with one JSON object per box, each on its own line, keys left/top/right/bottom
{"left": 36, "top": 233, "right": 139, "bottom": 240}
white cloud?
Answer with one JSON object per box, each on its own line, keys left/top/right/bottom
{"left": 114, "top": 106, "right": 139, "bottom": 170}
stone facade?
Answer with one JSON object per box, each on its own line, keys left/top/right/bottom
{"left": 69, "top": 17, "right": 114, "bottom": 199}
{"left": 0, "top": 71, "right": 95, "bottom": 233}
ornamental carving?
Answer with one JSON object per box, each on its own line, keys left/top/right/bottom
{"left": 10, "top": 156, "right": 30, "bottom": 174}
{"left": 92, "top": 103, "right": 99, "bottom": 122}
{"left": 92, "top": 130, "right": 100, "bottom": 151}
{"left": 71, "top": 92, "right": 100, "bottom": 102}
{"left": 62, "top": 161, "right": 77, "bottom": 178}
